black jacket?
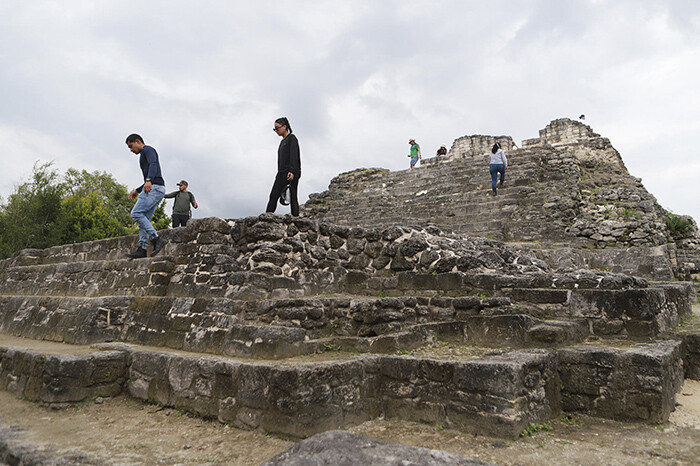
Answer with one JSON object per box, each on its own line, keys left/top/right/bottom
{"left": 277, "top": 133, "right": 301, "bottom": 178}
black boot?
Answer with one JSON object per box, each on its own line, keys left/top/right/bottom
{"left": 492, "top": 187, "right": 497, "bottom": 196}
{"left": 125, "top": 247, "right": 147, "bottom": 259}
{"left": 151, "top": 236, "right": 168, "bottom": 256}
{"left": 498, "top": 180, "right": 504, "bottom": 188}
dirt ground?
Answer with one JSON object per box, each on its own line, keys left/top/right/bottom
{"left": 0, "top": 378, "right": 697, "bottom": 465}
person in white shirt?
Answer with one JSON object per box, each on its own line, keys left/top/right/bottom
{"left": 489, "top": 142, "right": 508, "bottom": 196}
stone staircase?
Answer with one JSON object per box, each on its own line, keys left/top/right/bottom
{"left": 304, "top": 146, "right": 581, "bottom": 243}
{"left": 0, "top": 215, "right": 698, "bottom": 447}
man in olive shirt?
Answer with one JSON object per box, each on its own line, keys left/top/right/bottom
{"left": 164, "top": 180, "right": 198, "bottom": 227}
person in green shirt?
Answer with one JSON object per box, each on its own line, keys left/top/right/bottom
{"left": 408, "top": 138, "right": 421, "bottom": 168}
{"left": 164, "top": 180, "right": 198, "bottom": 227}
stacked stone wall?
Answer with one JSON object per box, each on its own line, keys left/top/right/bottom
{"left": 531, "top": 118, "right": 600, "bottom": 146}
{"left": 448, "top": 135, "right": 514, "bottom": 159}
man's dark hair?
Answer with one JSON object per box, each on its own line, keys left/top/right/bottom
{"left": 275, "top": 117, "right": 292, "bottom": 133}
{"left": 491, "top": 142, "right": 501, "bottom": 154}
{"left": 125, "top": 133, "right": 144, "bottom": 144}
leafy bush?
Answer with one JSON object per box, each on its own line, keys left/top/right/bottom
{"left": 665, "top": 213, "right": 694, "bottom": 239}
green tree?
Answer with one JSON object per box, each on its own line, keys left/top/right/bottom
{"left": 0, "top": 162, "right": 64, "bottom": 257}
{"left": 0, "top": 163, "right": 173, "bottom": 259}
{"left": 62, "top": 168, "right": 135, "bottom": 229}
{"left": 58, "top": 190, "right": 133, "bottom": 244}
{"left": 151, "top": 201, "right": 172, "bottom": 231}
{"left": 61, "top": 168, "right": 171, "bottom": 234}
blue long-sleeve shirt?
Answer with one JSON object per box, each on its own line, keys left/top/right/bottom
{"left": 136, "top": 145, "right": 165, "bottom": 192}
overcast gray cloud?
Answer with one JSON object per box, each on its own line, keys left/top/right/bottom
{"left": 1, "top": 0, "right": 698, "bottom": 224}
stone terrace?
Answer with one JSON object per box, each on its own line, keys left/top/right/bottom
{"left": 0, "top": 215, "right": 698, "bottom": 443}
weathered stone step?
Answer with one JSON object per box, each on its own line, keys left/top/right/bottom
{"left": 0, "top": 281, "right": 691, "bottom": 360}
{"left": 0, "top": 293, "right": 588, "bottom": 359}
{"left": 344, "top": 172, "right": 546, "bottom": 199}
{"left": 369, "top": 167, "right": 550, "bottom": 189}
{"left": 12, "top": 217, "right": 688, "bottom": 310}
{"left": 358, "top": 172, "right": 546, "bottom": 193}
{"left": 0, "top": 335, "right": 560, "bottom": 438}
{"left": 0, "top": 335, "right": 687, "bottom": 438}
{"left": 325, "top": 316, "right": 589, "bottom": 353}
{"left": 0, "top": 257, "right": 173, "bottom": 297}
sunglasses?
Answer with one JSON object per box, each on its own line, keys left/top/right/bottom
{"left": 273, "top": 126, "right": 284, "bottom": 132}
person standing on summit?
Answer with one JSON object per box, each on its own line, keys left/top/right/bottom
{"left": 408, "top": 138, "right": 421, "bottom": 168}
{"left": 266, "top": 117, "right": 301, "bottom": 216}
{"left": 124, "top": 133, "right": 168, "bottom": 258}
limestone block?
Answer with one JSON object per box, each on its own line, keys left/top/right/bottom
{"left": 128, "top": 351, "right": 176, "bottom": 405}
{"left": 569, "top": 287, "right": 689, "bottom": 337}
{"left": 245, "top": 221, "right": 286, "bottom": 243}
{"left": 683, "top": 333, "right": 700, "bottom": 380}
{"left": 527, "top": 319, "right": 588, "bottom": 345}
{"left": 511, "top": 288, "right": 570, "bottom": 304}
{"left": 558, "top": 341, "right": 682, "bottom": 421}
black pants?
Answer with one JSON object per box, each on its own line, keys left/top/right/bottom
{"left": 266, "top": 172, "right": 299, "bottom": 216}
{"left": 172, "top": 213, "right": 190, "bottom": 227}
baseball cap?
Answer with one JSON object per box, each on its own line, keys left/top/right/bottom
{"left": 177, "top": 180, "right": 188, "bottom": 186}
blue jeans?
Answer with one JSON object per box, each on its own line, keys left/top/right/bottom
{"left": 489, "top": 164, "right": 506, "bottom": 188}
{"left": 131, "top": 184, "right": 165, "bottom": 249}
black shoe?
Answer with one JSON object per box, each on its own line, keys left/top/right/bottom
{"left": 498, "top": 180, "right": 504, "bottom": 188}
{"left": 151, "top": 236, "right": 168, "bottom": 256}
{"left": 125, "top": 247, "right": 147, "bottom": 259}
{"left": 492, "top": 187, "right": 497, "bottom": 196}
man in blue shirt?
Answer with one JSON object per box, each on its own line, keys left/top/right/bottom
{"left": 125, "top": 133, "right": 168, "bottom": 258}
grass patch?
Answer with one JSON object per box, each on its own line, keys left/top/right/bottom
{"left": 520, "top": 422, "right": 553, "bottom": 437}
{"left": 654, "top": 420, "right": 665, "bottom": 432}
{"left": 560, "top": 415, "right": 579, "bottom": 425}
{"left": 320, "top": 343, "right": 342, "bottom": 352}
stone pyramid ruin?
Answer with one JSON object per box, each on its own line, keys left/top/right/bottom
{"left": 0, "top": 118, "right": 699, "bottom": 463}
{"left": 305, "top": 118, "right": 700, "bottom": 284}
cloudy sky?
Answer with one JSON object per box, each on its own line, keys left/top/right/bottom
{"left": 1, "top": 1, "right": 698, "bottom": 224}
